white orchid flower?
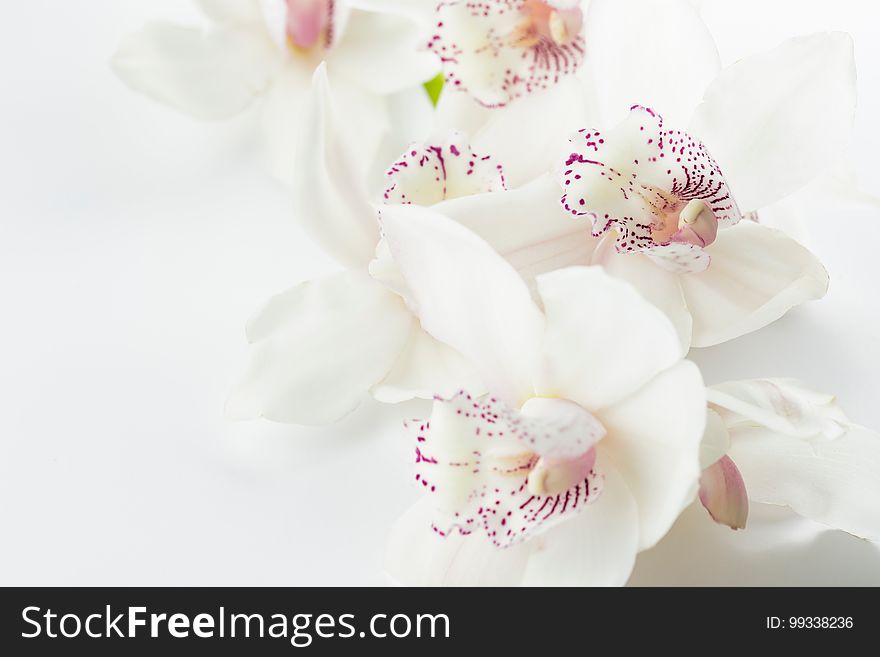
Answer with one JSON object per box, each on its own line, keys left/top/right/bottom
{"left": 380, "top": 204, "right": 706, "bottom": 586}
{"left": 427, "top": 0, "right": 589, "bottom": 108}
{"left": 557, "top": 0, "right": 856, "bottom": 347}
{"left": 227, "top": 59, "right": 601, "bottom": 423}
{"left": 697, "top": 379, "right": 880, "bottom": 542}
{"left": 111, "top": 0, "right": 439, "bottom": 182}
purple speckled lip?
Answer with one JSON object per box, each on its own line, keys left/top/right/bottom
{"left": 408, "top": 391, "right": 604, "bottom": 548}
{"left": 383, "top": 134, "right": 506, "bottom": 206}
{"left": 428, "top": 0, "right": 586, "bottom": 108}
{"left": 559, "top": 105, "right": 743, "bottom": 274}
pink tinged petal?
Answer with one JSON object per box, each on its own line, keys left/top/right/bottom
{"left": 680, "top": 221, "right": 829, "bottom": 348}
{"left": 429, "top": 0, "right": 586, "bottom": 108}
{"left": 383, "top": 133, "right": 506, "bottom": 206}
{"left": 689, "top": 32, "right": 857, "bottom": 212}
{"left": 380, "top": 204, "right": 544, "bottom": 407}
{"left": 559, "top": 106, "right": 741, "bottom": 273}
{"left": 698, "top": 455, "right": 749, "bottom": 530}
{"left": 410, "top": 391, "right": 604, "bottom": 547}
{"left": 285, "top": 0, "right": 332, "bottom": 50}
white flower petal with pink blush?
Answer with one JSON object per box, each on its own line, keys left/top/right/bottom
{"left": 112, "top": 0, "right": 439, "bottom": 182}
{"left": 429, "top": 0, "right": 586, "bottom": 108}
{"left": 697, "top": 379, "right": 880, "bottom": 542}
{"left": 381, "top": 204, "right": 705, "bottom": 586}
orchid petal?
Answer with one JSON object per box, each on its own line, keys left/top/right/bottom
{"left": 585, "top": 0, "right": 721, "bottom": 127}
{"left": 286, "top": 64, "right": 381, "bottom": 266}
{"left": 535, "top": 266, "right": 685, "bottom": 410}
{"left": 432, "top": 174, "right": 598, "bottom": 295}
{"left": 196, "top": 0, "right": 264, "bottom": 24}
{"left": 410, "top": 391, "right": 604, "bottom": 546}
{"left": 111, "top": 22, "right": 278, "bottom": 119}
{"left": 226, "top": 271, "right": 413, "bottom": 424}
{"left": 598, "top": 360, "right": 706, "bottom": 549}
{"left": 472, "top": 76, "right": 598, "bottom": 188}
{"left": 680, "top": 221, "right": 828, "bottom": 348}
{"left": 329, "top": 8, "right": 441, "bottom": 94}
{"left": 698, "top": 455, "right": 749, "bottom": 530}
{"left": 707, "top": 379, "right": 848, "bottom": 442}
{"left": 371, "top": 329, "right": 485, "bottom": 403}
{"left": 700, "top": 408, "right": 730, "bottom": 469}
{"left": 600, "top": 248, "right": 692, "bottom": 350}
{"left": 689, "top": 32, "right": 856, "bottom": 211}
{"left": 729, "top": 426, "right": 880, "bottom": 542}
{"left": 380, "top": 204, "right": 544, "bottom": 407}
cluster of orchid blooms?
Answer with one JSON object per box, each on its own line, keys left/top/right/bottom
{"left": 114, "top": 0, "right": 880, "bottom": 585}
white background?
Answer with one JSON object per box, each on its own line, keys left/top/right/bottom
{"left": 2, "top": 0, "right": 879, "bottom": 586}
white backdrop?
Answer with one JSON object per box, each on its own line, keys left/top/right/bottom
{"left": 2, "top": 0, "right": 879, "bottom": 586}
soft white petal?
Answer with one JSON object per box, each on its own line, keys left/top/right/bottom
{"left": 380, "top": 204, "right": 544, "bottom": 406}
{"left": 226, "top": 271, "right": 413, "bottom": 424}
{"left": 700, "top": 408, "right": 730, "bottom": 469}
{"left": 535, "top": 266, "right": 685, "bottom": 410}
{"left": 680, "top": 221, "right": 828, "bottom": 348}
{"left": 328, "top": 9, "right": 440, "bottom": 94}
{"left": 521, "top": 461, "right": 640, "bottom": 586}
{"left": 196, "top": 0, "right": 263, "bottom": 24}
{"left": 598, "top": 361, "right": 706, "bottom": 549}
{"left": 689, "top": 32, "right": 856, "bottom": 211}
{"left": 111, "top": 22, "right": 277, "bottom": 119}
{"left": 432, "top": 88, "right": 493, "bottom": 139}
{"left": 285, "top": 64, "right": 382, "bottom": 266}
{"left": 472, "top": 76, "right": 598, "bottom": 188}
{"left": 708, "top": 378, "right": 848, "bottom": 441}
{"left": 432, "top": 174, "right": 598, "bottom": 296}
{"left": 371, "top": 329, "right": 485, "bottom": 403}
{"left": 585, "top": 0, "right": 721, "bottom": 126}
{"left": 600, "top": 248, "right": 692, "bottom": 351}
{"left": 729, "top": 424, "right": 880, "bottom": 542}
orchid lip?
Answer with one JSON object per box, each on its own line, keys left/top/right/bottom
{"left": 410, "top": 391, "right": 605, "bottom": 547}
{"left": 429, "top": 0, "right": 586, "bottom": 108}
